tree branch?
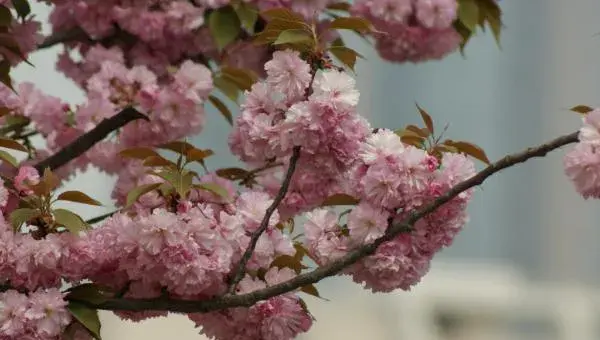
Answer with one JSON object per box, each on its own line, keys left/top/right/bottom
{"left": 66, "top": 131, "right": 580, "bottom": 313}
{"left": 227, "top": 146, "right": 302, "bottom": 294}
{"left": 38, "top": 28, "right": 90, "bottom": 50}
{"left": 34, "top": 107, "right": 147, "bottom": 172}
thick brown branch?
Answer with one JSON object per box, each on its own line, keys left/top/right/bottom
{"left": 227, "top": 146, "right": 302, "bottom": 294}
{"left": 34, "top": 107, "right": 147, "bottom": 172}
{"left": 66, "top": 131, "right": 579, "bottom": 313}
{"left": 38, "top": 28, "right": 90, "bottom": 50}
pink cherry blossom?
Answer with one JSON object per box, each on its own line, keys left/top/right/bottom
{"left": 578, "top": 108, "right": 600, "bottom": 145}
{"left": 264, "top": 50, "right": 312, "bottom": 101}
{"left": 565, "top": 143, "right": 600, "bottom": 199}
{"left": 14, "top": 166, "right": 40, "bottom": 195}
{"left": 347, "top": 202, "right": 390, "bottom": 244}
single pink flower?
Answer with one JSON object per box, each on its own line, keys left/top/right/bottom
{"left": 14, "top": 166, "right": 40, "bottom": 195}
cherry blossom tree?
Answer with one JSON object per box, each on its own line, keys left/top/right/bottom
{"left": 0, "top": 0, "right": 592, "bottom": 339}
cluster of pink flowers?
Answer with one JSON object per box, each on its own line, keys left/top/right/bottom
{"left": 0, "top": 0, "right": 509, "bottom": 337}
{"left": 303, "top": 129, "right": 476, "bottom": 292}
{"left": 82, "top": 58, "right": 213, "bottom": 173}
{"left": 351, "top": 0, "right": 462, "bottom": 62}
{"left": 564, "top": 108, "right": 600, "bottom": 198}
{"left": 0, "top": 288, "right": 71, "bottom": 339}
{"left": 229, "top": 49, "right": 371, "bottom": 216}
{"left": 65, "top": 190, "right": 294, "bottom": 295}
{"left": 0, "top": 54, "right": 212, "bottom": 183}
{"left": 190, "top": 269, "right": 312, "bottom": 340}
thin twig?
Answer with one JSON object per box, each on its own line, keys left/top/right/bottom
{"left": 65, "top": 131, "right": 579, "bottom": 313}
{"left": 227, "top": 146, "right": 302, "bottom": 294}
{"left": 34, "top": 107, "right": 148, "bottom": 172}
{"left": 85, "top": 211, "right": 117, "bottom": 225}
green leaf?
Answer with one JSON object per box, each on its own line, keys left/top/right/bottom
{"left": 458, "top": 0, "right": 479, "bottom": 31}
{"left": 9, "top": 207, "right": 38, "bottom": 230}
{"left": 209, "top": 95, "right": 233, "bottom": 125}
{"left": 321, "top": 194, "right": 359, "bottom": 206}
{"left": 570, "top": 105, "right": 594, "bottom": 114}
{"left": 416, "top": 103, "right": 434, "bottom": 135}
{"left": 329, "top": 46, "right": 362, "bottom": 71}
{"left": 11, "top": 0, "right": 30, "bottom": 19}
{"left": 56, "top": 191, "right": 102, "bottom": 206}
{"left": 53, "top": 209, "right": 91, "bottom": 234}
{"left": 235, "top": 2, "right": 258, "bottom": 32}
{"left": 0, "top": 5, "right": 12, "bottom": 27}
{"left": 176, "top": 171, "right": 194, "bottom": 197}
{"left": 125, "top": 182, "right": 162, "bottom": 208}
{"left": 209, "top": 6, "right": 242, "bottom": 50}
{"left": 0, "top": 137, "right": 27, "bottom": 152}
{"left": 66, "top": 284, "right": 113, "bottom": 305}
{"left": 0, "top": 149, "right": 16, "bottom": 167}
{"left": 67, "top": 302, "right": 102, "bottom": 340}
{"left": 221, "top": 66, "right": 257, "bottom": 91}
{"left": 213, "top": 75, "right": 240, "bottom": 102}
{"left": 195, "top": 182, "right": 230, "bottom": 200}
{"left": 329, "top": 17, "right": 374, "bottom": 32}
{"left": 273, "top": 29, "right": 313, "bottom": 46}
{"left": 154, "top": 170, "right": 194, "bottom": 197}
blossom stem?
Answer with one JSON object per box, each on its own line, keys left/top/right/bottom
{"left": 66, "top": 131, "right": 579, "bottom": 313}
{"left": 34, "top": 107, "right": 148, "bottom": 172}
{"left": 227, "top": 146, "right": 302, "bottom": 294}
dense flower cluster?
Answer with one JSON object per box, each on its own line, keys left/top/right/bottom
{"left": 0, "top": 0, "right": 512, "bottom": 338}
{"left": 0, "top": 55, "right": 212, "bottom": 182}
{"left": 189, "top": 268, "right": 312, "bottom": 340}
{"left": 564, "top": 109, "right": 600, "bottom": 198}
{"left": 0, "top": 288, "right": 71, "bottom": 339}
{"left": 49, "top": 0, "right": 336, "bottom": 83}
{"left": 229, "top": 50, "right": 371, "bottom": 216}
{"left": 304, "top": 129, "right": 476, "bottom": 292}
{"left": 0, "top": 169, "right": 312, "bottom": 338}
{"left": 351, "top": 0, "right": 462, "bottom": 62}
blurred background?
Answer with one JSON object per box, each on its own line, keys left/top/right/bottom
{"left": 14, "top": 0, "right": 600, "bottom": 339}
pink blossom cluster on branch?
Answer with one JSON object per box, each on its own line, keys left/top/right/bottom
{"left": 0, "top": 0, "right": 527, "bottom": 339}
{"left": 565, "top": 109, "right": 600, "bottom": 198}
{"left": 351, "top": 0, "right": 462, "bottom": 62}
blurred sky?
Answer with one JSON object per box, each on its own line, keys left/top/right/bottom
{"left": 12, "top": 0, "right": 600, "bottom": 339}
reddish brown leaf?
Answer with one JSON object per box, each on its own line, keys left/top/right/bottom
{"left": 216, "top": 167, "right": 250, "bottom": 180}
{"left": 321, "top": 194, "right": 359, "bottom": 206}
{"left": 416, "top": 103, "right": 434, "bottom": 134}
{"left": 446, "top": 140, "right": 491, "bottom": 164}
{"left": 142, "top": 155, "right": 175, "bottom": 167}
{"left": 570, "top": 105, "right": 594, "bottom": 114}
{"left": 57, "top": 191, "right": 102, "bottom": 206}
{"left": 119, "top": 147, "right": 160, "bottom": 160}
{"left": 405, "top": 125, "right": 430, "bottom": 138}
